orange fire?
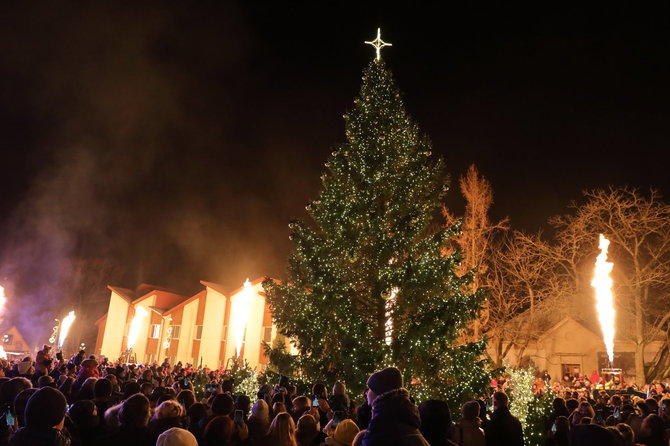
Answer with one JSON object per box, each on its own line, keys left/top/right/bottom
{"left": 231, "top": 279, "right": 254, "bottom": 356}
{"left": 591, "top": 234, "right": 616, "bottom": 364}
{"left": 127, "top": 306, "right": 148, "bottom": 350}
{"left": 58, "top": 311, "right": 76, "bottom": 349}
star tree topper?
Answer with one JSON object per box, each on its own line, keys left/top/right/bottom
{"left": 365, "top": 28, "right": 392, "bottom": 61}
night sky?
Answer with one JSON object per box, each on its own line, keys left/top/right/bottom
{"left": 1, "top": 3, "right": 669, "bottom": 342}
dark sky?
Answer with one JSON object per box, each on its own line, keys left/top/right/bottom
{"left": 1, "top": 3, "right": 669, "bottom": 339}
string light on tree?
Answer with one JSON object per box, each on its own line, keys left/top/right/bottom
{"left": 365, "top": 28, "right": 392, "bottom": 61}
{"left": 263, "top": 30, "right": 489, "bottom": 406}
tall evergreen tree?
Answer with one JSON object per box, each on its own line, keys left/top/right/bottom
{"left": 264, "top": 51, "right": 489, "bottom": 404}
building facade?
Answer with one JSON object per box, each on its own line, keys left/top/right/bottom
{"left": 95, "top": 278, "right": 283, "bottom": 369}
{"left": 495, "top": 316, "right": 664, "bottom": 384}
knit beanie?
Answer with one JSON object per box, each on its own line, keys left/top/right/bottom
{"left": 335, "top": 419, "right": 359, "bottom": 444}
{"left": 211, "top": 393, "right": 234, "bottom": 416}
{"left": 366, "top": 367, "right": 403, "bottom": 395}
{"left": 156, "top": 427, "right": 198, "bottom": 446}
{"left": 25, "top": 387, "right": 67, "bottom": 428}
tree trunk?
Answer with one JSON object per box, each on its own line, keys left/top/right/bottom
{"left": 633, "top": 288, "right": 646, "bottom": 383}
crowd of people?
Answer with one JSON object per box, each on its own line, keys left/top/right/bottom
{"left": 0, "top": 345, "right": 667, "bottom": 446}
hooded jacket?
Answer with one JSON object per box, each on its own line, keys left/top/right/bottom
{"left": 362, "top": 388, "right": 429, "bottom": 446}
{"left": 484, "top": 406, "right": 523, "bottom": 446}
{"left": 9, "top": 426, "right": 71, "bottom": 446}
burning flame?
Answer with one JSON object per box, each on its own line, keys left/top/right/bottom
{"left": 385, "top": 287, "right": 398, "bottom": 346}
{"left": 592, "top": 234, "right": 616, "bottom": 364}
{"left": 231, "top": 279, "right": 254, "bottom": 356}
{"left": 57, "top": 311, "right": 76, "bottom": 349}
{"left": 127, "top": 306, "right": 148, "bottom": 350}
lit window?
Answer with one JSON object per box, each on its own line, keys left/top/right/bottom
{"left": 3, "top": 335, "right": 13, "bottom": 345}
{"left": 172, "top": 325, "right": 181, "bottom": 339}
{"left": 150, "top": 324, "right": 161, "bottom": 339}
{"left": 194, "top": 325, "right": 203, "bottom": 340}
{"left": 263, "top": 327, "right": 272, "bottom": 343}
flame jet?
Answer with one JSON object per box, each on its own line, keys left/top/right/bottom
{"left": 591, "top": 234, "right": 616, "bottom": 364}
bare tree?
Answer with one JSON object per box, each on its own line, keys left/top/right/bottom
{"left": 484, "top": 231, "right": 558, "bottom": 366}
{"left": 443, "top": 165, "right": 508, "bottom": 339}
{"left": 552, "top": 187, "right": 670, "bottom": 382}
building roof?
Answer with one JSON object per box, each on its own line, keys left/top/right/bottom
{"left": 227, "top": 277, "right": 266, "bottom": 297}
{"left": 164, "top": 290, "right": 207, "bottom": 316}
{"left": 200, "top": 281, "right": 228, "bottom": 296}
{"left": 103, "top": 277, "right": 272, "bottom": 320}
{"left": 537, "top": 316, "right": 601, "bottom": 342}
{"left": 132, "top": 289, "right": 189, "bottom": 311}
{"left": 107, "top": 286, "right": 135, "bottom": 302}
{"left": 94, "top": 313, "right": 108, "bottom": 326}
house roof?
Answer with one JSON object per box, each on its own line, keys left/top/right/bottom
{"left": 200, "top": 281, "right": 228, "bottom": 296}
{"left": 164, "top": 290, "right": 207, "bottom": 316}
{"left": 103, "top": 277, "right": 273, "bottom": 320}
{"left": 537, "top": 316, "right": 601, "bottom": 342}
{"left": 94, "top": 313, "right": 108, "bottom": 325}
{"left": 132, "top": 289, "right": 189, "bottom": 310}
{"left": 226, "top": 277, "right": 267, "bottom": 297}
{"left": 107, "top": 286, "right": 135, "bottom": 302}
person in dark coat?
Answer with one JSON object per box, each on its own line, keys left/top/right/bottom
{"left": 484, "top": 392, "right": 523, "bottom": 446}
{"left": 356, "top": 390, "right": 372, "bottom": 431}
{"left": 102, "top": 393, "right": 153, "bottom": 446}
{"left": 569, "top": 423, "right": 617, "bottom": 446}
{"left": 361, "top": 367, "right": 429, "bottom": 446}
{"left": 68, "top": 400, "right": 105, "bottom": 446}
{"left": 418, "top": 399, "right": 457, "bottom": 446}
{"left": 9, "top": 387, "right": 72, "bottom": 446}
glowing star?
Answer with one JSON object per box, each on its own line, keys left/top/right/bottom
{"left": 591, "top": 234, "right": 616, "bottom": 364}
{"left": 57, "top": 311, "right": 76, "bottom": 349}
{"left": 127, "top": 306, "right": 148, "bottom": 350}
{"left": 231, "top": 279, "right": 255, "bottom": 356}
{"left": 365, "top": 28, "right": 392, "bottom": 61}
{"left": 384, "top": 287, "right": 398, "bottom": 345}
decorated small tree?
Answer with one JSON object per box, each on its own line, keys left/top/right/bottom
{"left": 505, "top": 363, "right": 555, "bottom": 446}
{"left": 264, "top": 31, "right": 489, "bottom": 405}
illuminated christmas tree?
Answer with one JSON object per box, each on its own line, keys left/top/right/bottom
{"left": 264, "top": 30, "right": 489, "bottom": 404}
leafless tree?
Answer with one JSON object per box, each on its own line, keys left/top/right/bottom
{"left": 551, "top": 187, "right": 670, "bottom": 382}
{"left": 443, "top": 165, "right": 508, "bottom": 339}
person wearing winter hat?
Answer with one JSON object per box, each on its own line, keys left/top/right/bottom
{"left": 326, "top": 419, "right": 360, "bottom": 446}
{"left": 156, "top": 427, "right": 197, "bottom": 446}
{"left": 361, "top": 367, "right": 429, "bottom": 446}
{"left": 9, "top": 386, "right": 71, "bottom": 446}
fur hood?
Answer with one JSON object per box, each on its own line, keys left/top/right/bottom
{"left": 371, "top": 387, "right": 410, "bottom": 409}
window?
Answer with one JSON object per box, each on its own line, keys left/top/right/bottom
{"left": 150, "top": 324, "right": 161, "bottom": 339}
{"left": 262, "top": 327, "right": 272, "bottom": 343}
{"left": 3, "top": 335, "right": 13, "bottom": 345}
{"left": 194, "top": 325, "right": 203, "bottom": 340}
{"left": 171, "top": 325, "right": 181, "bottom": 339}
